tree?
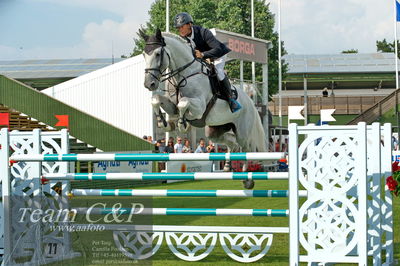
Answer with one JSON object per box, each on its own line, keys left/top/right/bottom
{"left": 130, "top": 0, "right": 287, "bottom": 99}
{"left": 341, "top": 49, "right": 358, "bottom": 54}
{"left": 376, "top": 38, "right": 400, "bottom": 57}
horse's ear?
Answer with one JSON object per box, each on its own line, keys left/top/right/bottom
{"left": 156, "top": 28, "right": 162, "bottom": 41}
{"left": 138, "top": 28, "right": 148, "bottom": 42}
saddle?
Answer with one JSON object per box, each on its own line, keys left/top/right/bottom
{"left": 185, "top": 62, "right": 238, "bottom": 128}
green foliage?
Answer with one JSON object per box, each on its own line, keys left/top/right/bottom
{"left": 376, "top": 38, "right": 400, "bottom": 57}
{"left": 341, "top": 49, "right": 358, "bottom": 54}
{"left": 129, "top": 0, "right": 287, "bottom": 98}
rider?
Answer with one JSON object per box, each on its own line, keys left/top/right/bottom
{"left": 174, "top": 12, "right": 242, "bottom": 113}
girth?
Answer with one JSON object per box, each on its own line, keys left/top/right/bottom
{"left": 186, "top": 94, "right": 218, "bottom": 127}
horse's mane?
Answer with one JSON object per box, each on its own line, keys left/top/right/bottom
{"left": 162, "top": 32, "right": 188, "bottom": 45}
{"left": 161, "top": 32, "right": 194, "bottom": 59}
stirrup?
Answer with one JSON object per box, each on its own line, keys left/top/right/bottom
{"left": 229, "top": 99, "right": 242, "bottom": 113}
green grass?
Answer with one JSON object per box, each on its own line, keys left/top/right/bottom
{"left": 44, "top": 179, "right": 399, "bottom": 266}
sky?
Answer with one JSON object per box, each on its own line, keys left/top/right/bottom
{"left": 0, "top": 0, "right": 397, "bottom": 60}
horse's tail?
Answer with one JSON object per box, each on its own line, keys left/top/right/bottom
{"left": 248, "top": 105, "right": 267, "bottom": 152}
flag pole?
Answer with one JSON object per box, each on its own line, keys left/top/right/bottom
{"left": 395, "top": 0, "right": 400, "bottom": 135}
{"left": 165, "top": 0, "right": 170, "bottom": 143}
{"left": 278, "top": 0, "right": 283, "bottom": 151}
{"left": 395, "top": 0, "right": 399, "bottom": 89}
{"left": 278, "top": 0, "right": 282, "bottom": 128}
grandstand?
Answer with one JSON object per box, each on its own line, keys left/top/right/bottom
{"left": 272, "top": 53, "right": 398, "bottom": 117}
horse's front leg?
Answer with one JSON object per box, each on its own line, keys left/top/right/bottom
{"left": 177, "top": 97, "right": 206, "bottom": 132}
{"left": 177, "top": 98, "right": 191, "bottom": 132}
{"left": 151, "top": 94, "right": 178, "bottom": 132}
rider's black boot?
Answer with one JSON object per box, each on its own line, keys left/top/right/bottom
{"left": 220, "top": 76, "right": 242, "bottom": 113}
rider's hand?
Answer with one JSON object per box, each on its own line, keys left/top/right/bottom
{"left": 195, "top": 50, "right": 204, "bottom": 59}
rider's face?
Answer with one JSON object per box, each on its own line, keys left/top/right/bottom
{"left": 177, "top": 23, "right": 192, "bottom": 37}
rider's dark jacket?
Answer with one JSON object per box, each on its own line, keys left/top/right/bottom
{"left": 189, "top": 25, "right": 231, "bottom": 60}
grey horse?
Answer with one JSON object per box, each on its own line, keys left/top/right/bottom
{"left": 140, "top": 29, "right": 267, "bottom": 189}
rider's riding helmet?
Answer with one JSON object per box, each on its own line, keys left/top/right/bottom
{"left": 174, "top": 12, "right": 193, "bottom": 28}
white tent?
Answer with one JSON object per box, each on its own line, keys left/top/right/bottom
{"left": 42, "top": 55, "right": 153, "bottom": 138}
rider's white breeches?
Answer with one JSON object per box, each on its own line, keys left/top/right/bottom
{"left": 214, "top": 55, "right": 226, "bottom": 81}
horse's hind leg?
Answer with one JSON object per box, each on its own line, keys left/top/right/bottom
{"left": 219, "top": 132, "right": 253, "bottom": 189}
{"left": 205, "top": 125, "right": 238, "bottom": 172}
{"left": 206, "top": 125, "right": 254, "bottom": 188}
{"left": 241, "top": 160, "right": 254, "bottom": 189}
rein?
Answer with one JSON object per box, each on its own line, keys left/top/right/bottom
{"left": 144, "top": 39, "right": 209, "bottom": 95}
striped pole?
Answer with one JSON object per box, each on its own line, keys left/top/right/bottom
{"left": 73, "top": 224, "right": 290, "bottom": 234}
{"left": 42, "top": 172, "right": 289, "bottom": 181}
{"left": 71, "top": 189, "right": 307, "bottom": 198}
{"left": 74, "top": 207, "right": 289, "bottom": 217}
{"left": 11, "top": 152, "right": 285, "bottom": 162}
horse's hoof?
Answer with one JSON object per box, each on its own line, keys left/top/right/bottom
{"left": 178, "top": 124, "right": 189, "bottom": 133}
{"left": 223, "top": 164, "right": 231, "bottom": 172}
{"left": 242, "top": 180, "right": 255, "bottom": 189}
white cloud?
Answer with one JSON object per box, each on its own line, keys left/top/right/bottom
{"left": 0, "top": 0, "right": 152, "bottom": 60}
{"left": 82, "top": 19, "right": 140, "bottom": 58}
{"left": 268, "top": 0, "right": 395, "bottom": 54}
{"left": 0, "top": 18, "right": 141, "bottom": 60}
{"left": 34, "top": 0, "right": 152, "bottom": 19}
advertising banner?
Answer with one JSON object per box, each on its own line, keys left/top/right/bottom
{"left": 166, "top": 161, "right": 214, "bottom": 173}
{"left": 93, "top": 151, "right": 153, "bottom": 173}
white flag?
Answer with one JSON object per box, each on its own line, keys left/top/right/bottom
{"left": 288, "top": 106, "right": 305, "bottom": 120}
{"left": 320, "top": 109, "right": 336, "bottom": 122}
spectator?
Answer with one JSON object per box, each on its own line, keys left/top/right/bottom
{"left": 147, "top": 136, "right": 156, "bottom": 144}
{"left": 206, "top": 140, "right": 215, "bottom": 153}
{"left": 155, "top": 140, "right": 161, "bottom": 152}
{"left": 322, "top": 87, "right": 328, "bottom": 97}
{"left": 268, "top": 138, "right": 274, "bottom": 152}
{"left": 275, "top": 141, "right": 280, "bottom": 152}
{"left": 159, "top": 138, "right": 166, "bottom": 153}
{"left": 143, "top": 135, "right": 148, "bottom": 140}
{"left": 281, "top": 143, "right": 287, "bottom": 153}
{"left": 182, "top": 139, "right": 192, "bottom": 153}
{"left": 174, "top": 137, "right": 184, "bottom": 153}
{"left": 393, "top": 135, "right": 398, "bottom": 151}
{"left": 195, "top": 138, "right": 207, "bottom": 153}
{"left": 165, "top": 139, "right": 174, "bottom": 153}
{"left": 156, "top": 139, "right": 166, "bottom": 153}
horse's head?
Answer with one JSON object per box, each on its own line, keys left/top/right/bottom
{"left": 140, "top": 28, "right": 169, "bottom": 91}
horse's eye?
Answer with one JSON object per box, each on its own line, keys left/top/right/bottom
{"left": 156, "top": 53, "right": 160, "bottom": 57}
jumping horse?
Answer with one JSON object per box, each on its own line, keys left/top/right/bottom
{"left": 140, "top": 29, "right": 266, "bottom": 189}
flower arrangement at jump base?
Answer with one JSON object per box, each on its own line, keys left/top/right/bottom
{"left": 387, "top": 162, "right": 400, "bottom": 197}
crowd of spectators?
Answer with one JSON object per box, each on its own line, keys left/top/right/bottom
{"left": 142, "top": 134, "right": 290, "bottom": 173}
{"left": 142, "top": 135, "right": 216, "bottom": 153}
{"left": 143, "top": 134, "right": 290, "bottom": 153}
{"left": 269, "top": 137, "right": 288, "bottom": 152}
